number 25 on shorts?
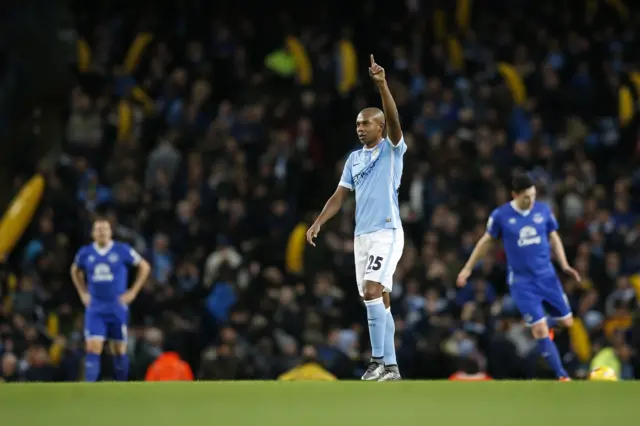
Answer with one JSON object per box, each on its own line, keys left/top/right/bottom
{"left": 366, "top": 255, "right": 383, "bottom": 272}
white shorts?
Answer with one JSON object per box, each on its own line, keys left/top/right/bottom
{"left": 354, "top": 228, "right": 404, "bottom": 297}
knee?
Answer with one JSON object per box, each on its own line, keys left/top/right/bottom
{"left": 558, "top": 316, "right": 573, "bottom": 328}
{"left": 362, "top": 281, "right": 383, "bottom": 301}
{"left": 85, "top": 340, "right": 103, "bottom": 354}
{"left": 530, "top": 321, "right": 549, "bottom": 340}
{"left": 109, "top": 341, "right": 127, "bottom": 356}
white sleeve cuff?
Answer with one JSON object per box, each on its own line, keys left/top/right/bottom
{"left": 339, "top": 181, "right": 353, "bottom": 190}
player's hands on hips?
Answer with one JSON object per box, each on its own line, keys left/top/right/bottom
{"left": 80, "top": 292, "right": 91, "bottom": 307}
{"left": 456, "top": 268, "right": 472, "bottom": 287}
{"left": 562, "top": 265, "right": 581, "bottom": 282}
{"left": 369, "top": 54, "right": 386, "bottom": 84}
{"left": 119, "top": 290, "right": 136, "bottom": 305}
{"left": 306, "top": 223, "right": 321, "bottom": 247}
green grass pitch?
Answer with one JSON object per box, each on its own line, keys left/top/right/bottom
{"left": 0, "top": 381, "right": 637, "bottom": 426}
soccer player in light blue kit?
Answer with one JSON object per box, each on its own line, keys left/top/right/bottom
{"left": 71, "top": 218, "right": 150, "bottom": 381}
{"left": 457, "top": 173, "right": 580, "bottom": 381}
{"left": 307, "top": 55, "right": 406, "bottom": 381}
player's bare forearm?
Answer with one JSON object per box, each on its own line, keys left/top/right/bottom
{"left": 549, "top": 231, "right": 570, "bottom": 269}
{"left": 314, "top": 186, "right": 349, "bottom": 227}
{"left": 315, "top": 195, "right": 343, "bottom": 226}
{"left": 462, "top": 233, "right": 494, "bottom": 271}
{"left": 376, "top": 81, "right": 402, "bottom": 145}
{"left": 130, "top": 259, "right": 151, "bottom": 296}
{"left": 70, "top": 264, "right": 88, "bottom": 295}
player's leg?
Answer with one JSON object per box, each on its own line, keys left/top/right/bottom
{"left": 353, "top": 234, "right": 384, "bottom": 380}
{"left": 543, "top": 276, "right": 574, "bottom": 330}
{"left": 362, "top": 279, "right": 386, "bottom": 380}
{"left": 84, "top": 311, "right": 106, "bottom": 382}
{"left": 362, "top": 229, "right": 402, "bottom": 381}
{"left": 107, "top": 313, "right": 129, "bottom": 381}
{"left": 378, "top": 230, "right": 404, "bottom": 381}
{"left": 377, "top": 292, "right": 401, "bottom": 381}
{"left": 511, "top": 284, "right": 569, "bottom": 379}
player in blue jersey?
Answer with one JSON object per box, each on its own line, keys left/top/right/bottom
{"left": 457, "top": 173, "right": 580, "bottom": 380}
{"left": 306, "top": 55, "right": 406, "bottom": 381}
{"left": 70, "top": 218, "right": 150, "bottom": 381}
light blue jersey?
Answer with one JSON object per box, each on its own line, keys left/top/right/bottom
{"left": 339, "top": 136, "right": 407, "bottom": 236}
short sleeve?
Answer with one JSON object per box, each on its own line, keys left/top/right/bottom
{"left": 486, "top": 209, "right": 502, "bottom": 239}
{"left": 339, "top": 155, "right": 354, "bottom": 191}
{"left": 73, "top": 247, "right": 86, "bottom": 269}
{"left": 388, "top": 134, "right": 407, "bottom": 155}
{"left": 121, "top": 244, "right": 142, "bottom": 266}
{"left": 546, "top": 206, "right": 559, "bottom": 233}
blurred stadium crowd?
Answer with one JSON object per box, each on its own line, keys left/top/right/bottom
{"left": 1, "top": 0, "right": 640, "bottom": 382}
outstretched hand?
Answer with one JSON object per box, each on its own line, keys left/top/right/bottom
{"left": 369, "top": 54, "right": 386, "bottom": 83}
{"left": 306, "top": 223, "right": 322, "bottom": 247}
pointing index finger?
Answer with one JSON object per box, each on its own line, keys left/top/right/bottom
{"left": 370, "top": 54, "right": 375, "bottom": 66}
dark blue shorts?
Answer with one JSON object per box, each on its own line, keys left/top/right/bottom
{"left": 84, "top": 308, "right": 128, "bottom": 342}
{"left": 510, "top": 275, "right": 572, "bottom": 326}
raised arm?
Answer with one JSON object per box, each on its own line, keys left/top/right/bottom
{"left": 369, "top": 54, "right": 402, "bottom": 145}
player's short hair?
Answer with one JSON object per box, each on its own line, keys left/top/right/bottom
{"left": 511, "top": 173, "right": 535, "bottom": 194}
{"left": 93, "top": 216, "right": 110, "bottom": 225}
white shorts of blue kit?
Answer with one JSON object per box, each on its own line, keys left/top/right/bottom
{"left": 353, "top": 228, "right": 404, "bottom": 297}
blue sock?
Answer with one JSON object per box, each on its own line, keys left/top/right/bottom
{"left": 384, "top": 308, "right": 397, "bottom": 366}
{"left": 85, "top": 353, "right": 101, "bottom": 382}
{"left": 365, "top": 297, "right": 386, "bottom": 359}
{"left": 537, "top": 337, "right": 568, "bottom": 378}
{"left": 113, "top": 354, "right": 129, "bottom": 381}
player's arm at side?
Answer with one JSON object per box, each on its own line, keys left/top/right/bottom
{"left": 70, "top": 249, "right": 90, "bottom": 306}
{"left": 306, "top": 185, "right": 350, "bottom": 246}
{"left": 122, "top": 246, "right": 151, "bottom": 303}
{"left": 548, "top": 232, "right": 570, "bottom": 269}
{"left": 307, "top": 155, "right": 354, "bottom": 246}
{"left": 547, "top": 214, "right": 581, "bottom": 281}
{"left": 457, "top": 213, "right": 500, "bottom": 287}
{"left": 457, "top": 233, "right": 495, "bottom": 283}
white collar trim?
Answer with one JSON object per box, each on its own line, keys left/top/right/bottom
{"left": 93, "top": 241, "right": 114, "bottom": 256}
{"left": 510, "top": 200, "right": 531, "bottom": 216}
{"left": 362, "top": 138, "right": 385, "bottom": 152}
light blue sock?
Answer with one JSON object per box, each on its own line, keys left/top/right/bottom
{"left": 364, "top": 297, "right": 386, "bottom": 359}
{"left": 113, "top": 354, "right": 129, "bottom": 381}
{"left": 537, "top": 337, "right": 568, "bottom": 378}
{"left": 384, "top": 308, "right": 397, "bottom": 366}
{"left": 85, "top": 353, "right": 101, "bottom": 382}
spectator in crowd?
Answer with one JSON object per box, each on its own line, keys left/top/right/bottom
{"left": 145, "top": 338, "right": 194, "bottom": 382}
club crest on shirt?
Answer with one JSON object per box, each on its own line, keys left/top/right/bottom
{"left": 533, "top": 213, "right": 544, "bottom": 224}
{"left": 88, "top": 255, "right": 95, "bottom": 263}
{"left": 108, "top": 253, "right": 119, "bottom": 263}
{"left": 508, "top": 218, "right": 517, "bottom": 225}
